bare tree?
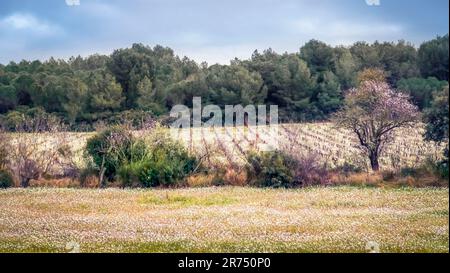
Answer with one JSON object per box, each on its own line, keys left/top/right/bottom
{"left": 6, "top": 117, "right": 74, "bottom": 187}
{"left": 334, "top": 81, "right": 420, "bottom": 171}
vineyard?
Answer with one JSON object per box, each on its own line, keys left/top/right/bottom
{"left": 8, "top": 122, "right": 442, "bottom": 177}
{"left": 168, "top": 123, "right": 443, "bottom": 171}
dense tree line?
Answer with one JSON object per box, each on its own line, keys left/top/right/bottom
{"left": 0, "top": 35, "right": 448, "bottom": 130}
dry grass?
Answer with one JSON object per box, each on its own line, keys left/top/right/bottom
{"left": 186, "top": 174, "right": 218, "bottom": 188}
{"left": 330, "top": 170, "right": 449, "bottom": 188}
{"left": 0, "top": 187, "right": 448, "bottom": 253}
{"left": 29, "top": 178, "right": 80, "bottom": 188}
{"left": 330, "top": 172, "right": 385, "bottom": 187}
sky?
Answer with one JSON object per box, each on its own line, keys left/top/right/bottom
{"left": 0, "top": 0, "right": 448, "bottom": 65}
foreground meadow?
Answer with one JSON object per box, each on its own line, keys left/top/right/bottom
{"left": 0, "top": 187, "right": 448, "bottom": 253}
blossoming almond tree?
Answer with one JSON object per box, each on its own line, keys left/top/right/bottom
{"left": 334, "top": 81, "right": 420, "bottom": 171}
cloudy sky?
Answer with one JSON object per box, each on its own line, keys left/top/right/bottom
{"left": 0, "top": 0, "right": 448, "bottom": 64}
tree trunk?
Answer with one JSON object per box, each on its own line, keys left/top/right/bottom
{"left": 369, "top": 152, "right": 380, "bottom": 172}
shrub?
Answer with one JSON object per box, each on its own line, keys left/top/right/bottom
{"left": 85, "top": 126, "right": 146, "bottom": 183}
{"left": 87, "top": 126, "right": 198, "bottom": 188}
{"left": 400, "top": 167, "right": 419, "bottom": 177}
{"left": 3, "top": 116, "right": 71, "bottom": 188}
{"left": 13, "top": 158, "right": 40, "bottom": 188}
{"left": 0, "top": 169, "right": 14, "bottom": 188}
{"left": 378, "top": 159, "right": 448, "bottom": 188}
{"left": 246, "top": 151, "right": 331, "bottom": 188}
{"left": 435, "top": 149, "right": 449, "bottom": 179}
{"left": 334, "top": 162, "right": 364, "bottom": 175}
{"left": 135, "top": 137, "right": 197, "bottom": 187}
{"left": 422, "top": 157, "right": 449, "bottom": 184}
{"left": 117, "top": 161, "right": 145, "bottom": 188}
{"left": 116, "top": 131, "right": 198, "bottom": 188}
{"left": 246, "top": 151, "right": 296, "bottom": 188}
{"left": 437, "top": 162, "right": 449, "bottom": 180}
{"left": 291, "top": 153, "right": 332, "bottom": 187}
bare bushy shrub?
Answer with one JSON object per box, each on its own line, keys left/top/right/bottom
{"left": 290, "top": 152, "right": 332, "bottom": 187}
{"left": 270, "top": 125, "right": 332, "bottom": 187}
{"left": 5, "top": 117, "right": 77, "bottom": 187}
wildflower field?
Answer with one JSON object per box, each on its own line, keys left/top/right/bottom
{"left": 0, "top": 187, "right": 448, "bottom": 253}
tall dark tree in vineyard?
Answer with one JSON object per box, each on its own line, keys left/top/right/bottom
{"left": 334, "top": 80, "right": 420, "bottom": 171}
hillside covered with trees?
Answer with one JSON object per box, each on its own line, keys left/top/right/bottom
{"left": 0, "top": 35, "right": 448, "bottom": 131}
